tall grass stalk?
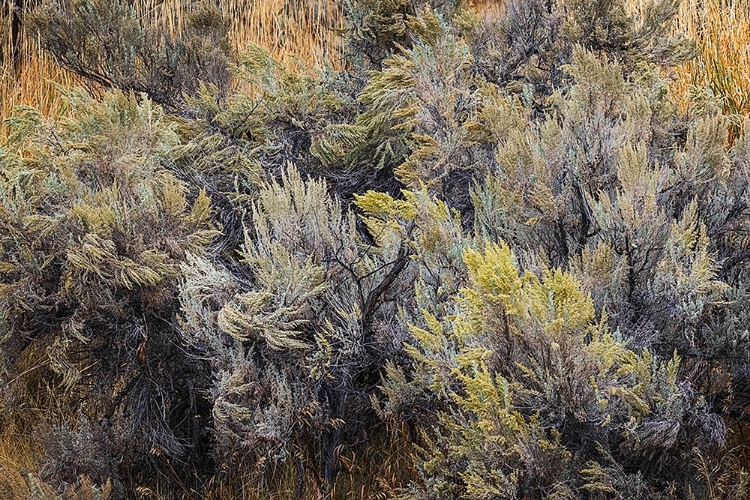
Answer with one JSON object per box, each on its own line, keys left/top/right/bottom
{"left": 673, "top": 0, "right": 750, "bottom": 131}
{"left": 133, "top": 0, "right": 346, "bottom": 69}
{"left": 4, "top": 0, "right": 750, "bottom": 127}
{"left": 1, "top": 8, "right": 75, "bottom": 136}
{"left": 627, "top": 0, "right": 750, "bottom": 121}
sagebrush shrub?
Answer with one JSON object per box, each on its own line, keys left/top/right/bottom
{"left": 1, "top": 0, "right": 750, "bottom": 497}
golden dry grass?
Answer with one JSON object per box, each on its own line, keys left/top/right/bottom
{"left": 0, "top": 341, "right": 61, "bottom": 499}
{"left": 1, "top": 10, "right": 76, "bottom": 133}
{"left": 202, "top": 423, "right": 416, "bottom": 500}
{"left": 627, "top": 0, "right": 750, "bottom": 116}
{"left": 671, "top": 0, "right": 750, "bottom": 117}
{"left": 133, "top": 0, "right": 346, "bottom": 68}
{"left": 0, "top": 422, "right": 41, "bottom": 500}
{"left": 478, "top": 0, "right": 750, "bottom": 120}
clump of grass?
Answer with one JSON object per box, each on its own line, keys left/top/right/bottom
{"left": 470, "top": 0, "right": 502, "bottom": 16}
{"left": 330, "top": 422, "right": 416, "bottom": 500}
{"left": 627, "top": 0, "right": 750, "bottom": 118}
{"left": 671, "top": 0, "right": 750, "bottom": 138}
{"left": 0, "top": 421, "right": 41, "bottom": 500}
{"left": 0, "top": 341, "right": 63, "bottom": 499}
{"left": 133, "top": 0, "right": 346, "bottom": 70}
{"left": 199, "top": 422, "right": 416, "bottom": 499}
{"left": 5, "top": 0, "right": 750, "bottom": 128}
{"left": 0, "top": 8, "right": 75, "bottom": 137}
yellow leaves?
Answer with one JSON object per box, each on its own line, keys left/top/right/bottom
{"left": 406, "top": 325, "right": 445, "bottom": 366}
{"left": 406, "top": 6, "right": 442, "bottom": 47}
{"left": 665, "top": 351, "right": 681, "bottom": 390}
{"left": 66, "top": 234, "right": 116, "bottom": 273}
{"left": 570, "top": 241, "right": 627, "bottom": 298}
{"left": 563, "top": 47, "right": 627, "bottom": 105}
{"left": 395, "top": 134, "right": 441, "bottom": 188}
{"left": 535, "top": 268, "right": 595, "bottom": 333}
{"left": 61, "top": 170, "right": 215, "bottom": 293}
{"left": 159, "top": 179, "right": 189, "bottom": 218}
{"left": 398, "top": 224, "right": 700, "bottom": 498}
{"left": 462, "top": 242, "right": 594, "bottom": 334}
{"left": 70, "top": 193, "right": 119, "bottom": 234}
{"left": 587, "top": 327, "right": 638, "bottom": 377}
{"left": 408, "top": 309, "right": 447, "bottom": 359}
{"left": 675, "top": 114, "right": 730, "bottom": 185}
{"left": 21, "top": 214, "right": 62, "bottom": 240}
{"left": 463, "top": 242, "right": 520, "bottom": 299}
{"left": 253, "top": 245, "right": 328, "bottom": 301}
{"left": 354, "top": 190, "right": 417, "bottom": 221}
{"left": 452, "top": 364, "right": 523, "bottom": 430}
{"left": 593, "top": 142, "right": 665, "bottom": 233}
{"left": 355, "top": 190, "right": 419, "bottom": 248}
{"left": 310, "top": 123, "right": 368, "bottom": 167}
{"left": 63, "top": 89, "right": 179, "bottom": 158}
{"left": 479, "top": 88, "right": 528, "bottom": 143}
{"left": 580, "top": 461, "right": 620, "bottom": 495}
{"left": 359, "top": 54, "right": 417, "bottom": 111}
{"left": 185, "top": 189, "right": 212, "bottom": 227}
{"left": 656, "top": 200, "right": 729, "bottom": 326}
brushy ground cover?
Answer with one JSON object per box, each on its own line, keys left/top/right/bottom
{"left": 2, "top": 0, "right": 750, "bottom": 499}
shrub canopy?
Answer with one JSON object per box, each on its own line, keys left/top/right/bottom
{"left": 1, "top": 0, "right": 749, "bottom": 498}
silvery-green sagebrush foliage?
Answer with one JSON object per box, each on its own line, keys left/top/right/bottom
{"left": 459, "top": 0, "right": 694, "bottom": 97}
{"left": 0, "top": 90, "right": 216, "bottom": 494}
{"left": 314, "top": 9, "right": 491, "bottom": 222}
{"left": 344, "top": 0, "right": 466, "bottom": 69}
{"left": 2, "top": 0, "right": 750, "bottom": 497}
{"left": 179, "top": 167, "right": 413, "bottom": 492}
{"left": 320, "top": 0, "right": 694, "bottom": 219}
{"left": 27, "top": 0, "right": 233, "bottom": 108}
{"left": 471, "top": 45, "right": 750, "bottom": 408}
{"left": 350, "top": 0, "right": 750, "bottom": 497}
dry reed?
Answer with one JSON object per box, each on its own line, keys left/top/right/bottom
{"left": 4, "top": 0, "right": 750, "bottom": 127}
{"left": 671, "top": 0, "right": 750, "bottom": 117}
{"left": 0, "top": 0, "right": 750, "bottom": 124}
{"left": 622, "top": 0, "right": 750, "bottom": 118}
{"left": 133, "top": 0, "right": 346, "bottom": 69}
{"left": 1, "top": 8, "right": 76, "bottom": 136}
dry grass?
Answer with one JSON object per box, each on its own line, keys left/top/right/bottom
{"left": 626, "top": 0, "right": 750, "bottom": 120}
{"left": 671, "top": 0, "right": 750, "bottom": 118}
{"left": 0, "top": 422, "right": 41, "bottom": 500}
{"left": 470, "top": 0, "right": 502, "bottom": 15}
{"left": 3, "top": 0, "right": 750, "bottom": 128}
{"left": 0, "top": 341, "right": 61, "bottom": 500}
{"left": 1, "top": 9, "right": 76, "bottom": 135}
{"left": 201, "top": 422, "right": 416, "bottom": 500}
{"left": 477, "top": 0, "right": 750, "bottom": 121}
{"left": 133, "top": 0, "right": 346, "bottom": 69}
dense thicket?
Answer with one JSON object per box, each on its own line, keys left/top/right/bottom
{"left": 1, "top": 0, "right": 749, "bottom": 498}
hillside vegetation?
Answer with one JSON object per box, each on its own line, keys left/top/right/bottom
{"left": 2, "top": 0, "right": 750, "bottom": 499}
